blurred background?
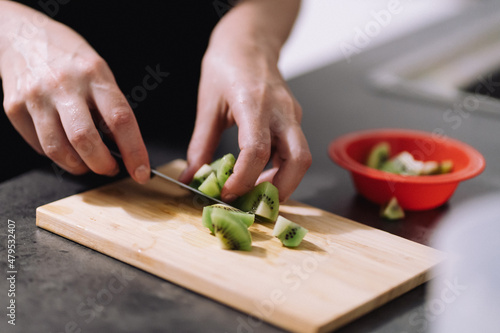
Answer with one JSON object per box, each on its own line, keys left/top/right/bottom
{"left": 279, "top": 0, "right": 471, "bottom": 79}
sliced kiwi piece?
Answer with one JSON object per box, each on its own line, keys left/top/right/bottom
{"left": 272, "top": 215, "right": 308, "bottom": 248}
{"left": 216, "top": 153, "right": 236, "bottom": 188}
{"left": 211, "top": 208, "right": 252, "bottom": 251}
{"left": 420, "top": 161, "right": 440, "bottom": 175}
{"left": 189, "top": 164, "right": 213, "bottom": 188}
{"left": 438, "top": 159, "right": 453, "bottom": 174}
{"left": 366, "top": 141, "right": 391, "bottom": 169}
{"left": 233, "top": 181, "right": 279, "bottom": 222}
{"left": 380, "top": 151, "right": 423, "bottom": 176}
{"left": 202, "top": 204, "right": 255, "bottom": 233}
{"left": 380, "top": 197, "right": 405, "bottom": 220}
{"left": 198, "top": 172, "right": 221, "bottom": 198}
{"left": 209, "top": 157, "right": 223, "bottom": 172}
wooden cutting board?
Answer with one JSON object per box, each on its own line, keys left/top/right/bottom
{"left": 36, "top": 160, "right": 445, "bottom": 333}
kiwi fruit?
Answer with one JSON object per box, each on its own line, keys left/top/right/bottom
{"left": 198, "top": 172, "right": 221, "bottom": 198}
{"left": 233, "top": 181, "right": 279, "bottom": 222}
{"left": 272, "top": 215, "right": 308, "bottom": 248}
{"left": 366, "top": 141, "right": 390, "bottom": 169}
{"left": 420, "top": 161, "right": 440, "bottom": 175}
{"left": 438, "top": 160, "right": 453, "bottom": 174}
{"left": 190, "top": 153, "right": 236, "bottom": 195}
{"left": 216, "top": 153, "right": 236, "bottom": 188}
{"left": 380, "top": 197, "right": 405, "bottom": 220}
{"left": 189, "top": 164, "right": 213, "bottom": 188}
{"left": 210, "top": 208, "right": 252, "bottom": 251}
{"left": 380, "top": 151, "right": 423, "bottom": 176}
{"left": 202, "top": 204, "right": 255, "bottom": 233}
{"left": 209, "top": 156, "right": 223, "bottom": 172}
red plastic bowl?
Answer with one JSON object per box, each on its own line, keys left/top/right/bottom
{"left": 328, "top": 129, "right": 486, "bottom": 210}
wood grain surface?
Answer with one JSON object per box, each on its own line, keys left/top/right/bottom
{"left": 36, "top": 160, "right": 445, "bottom": 333}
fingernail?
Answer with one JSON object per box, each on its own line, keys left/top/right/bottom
{"left": 224, "top": 193, "right": 238, "bottom": 202}
{"left": 134, "top": 165, "right": 150, "bottom": 184}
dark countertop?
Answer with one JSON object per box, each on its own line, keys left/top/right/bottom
{"left": 2, "top": 4, "right": 500, "bottom": 333}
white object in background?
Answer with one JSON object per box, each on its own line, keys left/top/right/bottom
{"left": 427, "top": 193, "right": 500, "bottom": 333}
{"left": 279, "top": 0, "right": 469, "bottom": 79}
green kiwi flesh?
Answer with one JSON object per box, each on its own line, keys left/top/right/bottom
{"left": 366, "top": 141, "right": 390, "bottom": 169}
{"left": 217, "top": 153, "right": 236, "bottom": 188}
{"left": 233, "top": 181, "right": 279, "bottom": 222}
{"left": 438, "top": 160, "right": 453, "bottom": 174}
{"left": 190, "top": 164, "right": 213, "bottom": 188}
{"left": 198, "top": 172, "right": 221, "bottom": 198}
{"left": 380, "top": 197, "right": 405, "bottom": 220}
{"left": 211, "top": 208, "right": 252, "bottom": 251}
{"left": 202, "top": 204, "right": 255, "bottom": 233}
{"left": 380, "top": 151, "right": 423, "bottom": 175}
{"left": 272, "top": 215, "right": 308, "bottom": 248}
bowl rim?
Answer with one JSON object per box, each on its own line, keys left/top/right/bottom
{"left": 328, "top": 128, "right": 486, "bottom": 184}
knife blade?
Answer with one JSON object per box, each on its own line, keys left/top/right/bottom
{"left": 150, "top": 168, "right": 235, "bottom": 208}
{"left": 110, "top": 150, "right": 235, "bottom": 209}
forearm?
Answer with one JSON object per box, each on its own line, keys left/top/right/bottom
{"left": 209, "top": 0, "right": 301, "bottom": 63}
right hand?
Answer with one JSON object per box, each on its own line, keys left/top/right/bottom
{"left": 0, "top": 2, "right": 150, "bottom": 183}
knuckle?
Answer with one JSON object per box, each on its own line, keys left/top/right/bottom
{"left": 79, "top": 55, "right": 108, "bottom": 78}
{"left": 3, "top": 97, "right": 24, "bottom": 118}
{"left": 250, "top": 142, "right": 271, "bottom": 162}
{"left": 108, "top": 107, "right": 135, "bottom": 130}
{"left": 295, "top": 149, "right": 313, "bottom": 169}
{"left": 47, "top": 69, "right": 70, "bottom": 89}
{"left": 69, "top": 127, "right": 95, "bottom": 147}
{"left": 43, "top": 143, "right": 63, "bottom": 160}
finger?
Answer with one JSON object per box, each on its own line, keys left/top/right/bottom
{"left": 221, "top": 105, "right": 272, "bottom": 202}
{"left": 270, "top": 124, "right": 312, "bottom": 202}
{"left": 179, "top": 100, "right": 225, "bottom": 184}
{"left": 28, "top": 104, "right": 89, "bottom": 174}
{"left": 56, "top": 96, "right": 120, "bottom": 177}
{"left": 92, "top": 85, "right": 150, "bottom": 184}
{"left": 3, "top": 100, "right": 44, "bottom": 155}
{"left": 256, "top": 167, "right": 278, "bottom": 184}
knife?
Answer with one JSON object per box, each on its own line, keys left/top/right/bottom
{"left": 110, "top": 151, "right": 235, "bottom": 209}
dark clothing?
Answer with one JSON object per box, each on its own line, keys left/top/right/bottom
{"left": 1, "top": 1, "right": 227, "bottom": 181}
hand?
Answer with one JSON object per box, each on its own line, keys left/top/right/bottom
{"left": 0, "top": 2, "right": 150, "bottom": 183}
{"left": 180, "top": 29, "right": 311, "bottom": 202}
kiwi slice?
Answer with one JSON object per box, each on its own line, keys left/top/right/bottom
{"left": 189, "top": 164, "right": 213, "bottom": 188}
{"left": 211, "top": 208, "right": 252, "bottom": 251}
{"left": 380, "top": 197, "right": 405, "bottom": 220}
{"left": 233, "top": 181, "right": 279, "bottom": 222}
{"left": 272, "top": 215, "right": 308, "bottom": 248}
{"left": 366, "top": 141, "right": 390, "bottom": 169}
{"left": 420, "top": 161, "right": 440, "bottom": 175}
{"left": 198, "top": 172, "right": 221, "bottom": 198}
{"left": 438, "top": 160, "right": 453, "bottom": 174}
{"left": 216, "top": 153, "right": 236, "bottom": 188}
{"left": 202, "top": 204, "right": 255, "bottom": 233}
{"left": 209, "top": 157, "right": 223, "bottom": 172}
{"left": 380, "top": 151, "right": 423, "bottom": 176}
